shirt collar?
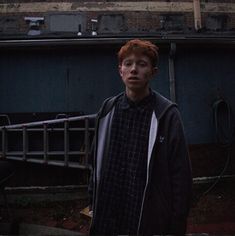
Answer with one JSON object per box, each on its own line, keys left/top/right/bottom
{"left": 119, "top": 89, "right": 155, "bottom": 111}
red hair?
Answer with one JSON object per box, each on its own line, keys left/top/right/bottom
{"left": 118, "top": 39, "right": 159, "bottom": 67}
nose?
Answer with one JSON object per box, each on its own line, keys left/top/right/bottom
{"left": 130, "top": 63, "right": 137, "bottom": 74}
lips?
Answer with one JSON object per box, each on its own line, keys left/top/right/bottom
{"left": 128, "top": 76, "right": 139, "bottom": 80}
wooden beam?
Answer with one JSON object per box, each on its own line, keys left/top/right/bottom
{"left": 0, "top": 2, "right": 192, "bottom": 13}
{"left": 0, "top": 2, "right": 235, "bottom": 14}
{"left": 201, "top": 2, "right": 235, "bottom": 13}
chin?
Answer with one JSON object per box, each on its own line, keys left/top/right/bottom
{"left": 127, "top": 85, "right": 145, "bottom": 92}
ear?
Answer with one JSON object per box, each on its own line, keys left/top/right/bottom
{"left": 119, "top": 65, "right": 123, "bottom": 77}
{"left": 152, "top": 67, "right": 158, "bottom": 76}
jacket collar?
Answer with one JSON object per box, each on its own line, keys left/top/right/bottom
{"left": 98, "top": 89, "right": 177, "bottom": 121}
{"left": 152, "top": 91, "right": 177, "bottom": 120}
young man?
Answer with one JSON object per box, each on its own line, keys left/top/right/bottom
{"left": 89, "top": 39, "right": 192, "bottom": 235}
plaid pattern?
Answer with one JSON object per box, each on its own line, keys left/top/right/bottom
{"left": 94, "top": 92, "right": 155, "bottom": 235}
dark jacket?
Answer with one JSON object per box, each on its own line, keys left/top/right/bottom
{"left": 89, "top": 91, "right": 192, "bottom": 235}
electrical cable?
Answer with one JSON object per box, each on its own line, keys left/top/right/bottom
{"left": 201, "top": 98, "right": 234, "bottom": 196}
{"left": 213, "top": 99, "right": 232, "bottom": 147}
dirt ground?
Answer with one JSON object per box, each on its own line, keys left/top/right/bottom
{"left": 1, "top": 144, "right": 234, "bottom": 234}
{"left": 1, "top": 178, "right": 235, "bottom": 235}
{"left": 188, "top": 179, "right": 235, "bottom": 234}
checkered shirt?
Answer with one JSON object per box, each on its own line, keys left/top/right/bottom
{"left": 94, "top": 92, "right": 155, "bottom": 235}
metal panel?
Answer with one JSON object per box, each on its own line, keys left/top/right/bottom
{"left": 66, "top": 48, "right": 123, "bottom": 113}
{"left": 175, "top": 46, "right": 235, "bottom": 144}
{"left": 0, "top": 48, "right": 123, "bottom": 113}
{"left": 0, "top": 46, "right": 170, "bottom": 113}
{"left": 150, "top": 50, "right": 170, "bottom": 99}
{"left": 49, "top": 13, "right": 86, "bottom": 33}
{"left": 0, "top": 44, "right": 234, "bottom": 144}
{"left": 0, "top": 50, "right": 67, "bottom": 112}
{"left": 98, "top": 14, "right": 125, "bottom": 33}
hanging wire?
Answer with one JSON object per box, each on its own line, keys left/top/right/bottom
{"left": 201, "top": 98, "right": 234, "bottom": 196}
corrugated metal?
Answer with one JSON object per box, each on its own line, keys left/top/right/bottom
{"left": 0, "top": 48, "right": 121, "bottom": 113}
{"left": 175, "top": 46, "right": 235, "bottom": 143}
{"left": 0, "top": 43, "right": 234, "bottom": 144}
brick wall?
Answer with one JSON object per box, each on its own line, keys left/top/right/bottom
{"left": 0, "top": 1, "right": 234, "bottom": 37}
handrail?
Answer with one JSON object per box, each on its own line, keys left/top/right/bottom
{"left": 0, "top": 114, "right": 96, "bottom": 129}
{"left": 0, "top": 114, "right": 96, "bottom": 169}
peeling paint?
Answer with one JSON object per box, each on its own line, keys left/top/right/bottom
{"left": 202, "top": 3, "right": 235, "bottom": 13}
{"left": 0, "top": 2, "right": 234, "bottom": 14}
{"left": 71, "top": 3, "right": 78, "bottom": 10}
{"left": 0, "top": 2, "right": 192, "bottom": 13}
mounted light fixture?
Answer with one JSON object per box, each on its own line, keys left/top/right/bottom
{"left": 77, "top": 24, "right": 82, "bottom": 36}
{"left": 91, "top": 19, "right": 98, "bottom": 36}
{"left": 24, "top": 17, "right": 44, "bottom": 36}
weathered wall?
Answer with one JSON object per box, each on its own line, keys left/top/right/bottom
{"left": 0, "top": 1, "right": 234, "bottom": 144}
{"left": 0, "top": 1, "right": 235, "bottom": 37}
{"left": 0, "top": 43, "right": 234, "bottom": 144}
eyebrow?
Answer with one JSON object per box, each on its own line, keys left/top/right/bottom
{"left": 123, "top": 59, "right": 148, "bottom": 63}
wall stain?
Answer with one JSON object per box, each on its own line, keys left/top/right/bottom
{"left": 71, "top": 2, "right": 116, "bottom": 11}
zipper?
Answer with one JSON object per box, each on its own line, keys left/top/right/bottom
{"left": 136, "top": 104, "right": 175, "bottom": 234}
{"left": 137, "top": 112, "right": 158, "bottom": 235}
{"left": 90, "top": 113, "right": 100, "bottom": 229}
{"left": 137, "top": 177, "right": 149, "bottom": 235}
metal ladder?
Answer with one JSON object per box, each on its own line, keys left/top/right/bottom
{"left": 0, "top": 114, "right": 96, "bottom": 169}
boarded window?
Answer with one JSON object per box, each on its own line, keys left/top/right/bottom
{"left": 206, "top": 14, "right": 228, "bottom": 31}
{"left": 98, "top": 14, "right": 125, "bottom": 34}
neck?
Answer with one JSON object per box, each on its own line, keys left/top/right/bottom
{"left": 126, "top": 87, "right": 150, "bottom": 102}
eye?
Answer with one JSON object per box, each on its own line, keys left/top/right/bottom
{"left": 138, "top": 61, "right": 147, "bottom": 67}
{"left": 123, "top": 61, "right": 132, "bottom": 67}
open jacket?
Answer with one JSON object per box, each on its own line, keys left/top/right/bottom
{"left": 89, "top": 91, "right": 192, "bottom": 235}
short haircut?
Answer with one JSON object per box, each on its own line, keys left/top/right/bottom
{"left": 118, "top": 39, "right": 159, "bottom": 67}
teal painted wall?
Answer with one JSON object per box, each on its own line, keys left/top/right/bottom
{"left": 0, "top": 47, "right": 169, "bottom": 114}
{"left": 0, "top": 44, "right": 234, "bottom": 144}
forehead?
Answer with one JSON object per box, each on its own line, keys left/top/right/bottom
{"left": 122, "top": 53, "right": 151, "bottom": 63}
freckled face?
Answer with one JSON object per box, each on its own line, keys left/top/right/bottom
{"left": 119, "top": 54, "right": 156, "bottom": 93}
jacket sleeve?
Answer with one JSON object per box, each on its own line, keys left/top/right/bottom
{"left": 168, "top": 108, "right": 193, "bottom": 235}
{"left": 87, "top": 95, "right": 118, "bottom": 213}
{"left": 87, "top": 98, "right": 110, "bottom": 212}
{"left": 88, "top": 142, "right": 94, "bottom": 211}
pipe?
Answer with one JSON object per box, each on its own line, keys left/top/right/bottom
{"left": 0, "top": 114, "right": 96, "bottom": 129}
{"left": 1, "top": 36, "right": 235, "bottom": 48}
{"left": 193, "top": 0, "right": 202, "bottom": 31}
{"left": 193, "top": 174, "right": 235, "bottom": 184}
{"left": 168, "top": 42, "right": 176, "bottom": 103}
